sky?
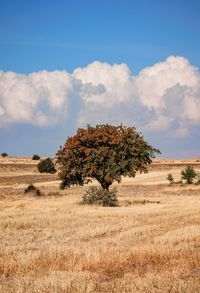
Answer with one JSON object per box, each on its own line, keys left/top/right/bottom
{"left": 0, "top": 0, "right": 200, "bottom": 158}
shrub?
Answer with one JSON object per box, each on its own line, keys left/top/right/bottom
{"left": 81, "top": 186, "right": 118, "bottom": 207}
{"left": 1, "top": 152, "right": 8, "bottom": 157}
{"left": 37, "top": 158, "right": 56, "bottom": 174}
{"left": 24, "top": 184, "right": 41, "bottom": 196}
{"left": 32, "top": 154, "right": 40, "bottom": 160}
{"left": 181, "top": 165, "right": 197, "bottom": 184}
{"left": 195, "top": 172, "right": 200, "bottom": 185}
{"left": 166, "top": 173, "right": 174, "bottom": 185}
{"left": 175, "top": 179, "right": 183, "bottom": 185}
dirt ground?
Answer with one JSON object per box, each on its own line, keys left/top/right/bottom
{"left": 0, "top": 157, "right": 200, "bottom": 292}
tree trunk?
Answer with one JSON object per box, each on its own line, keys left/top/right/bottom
{"left": 100, "top": 180, "right": 110, "bottom": 190}
{"left": 95, "top": 175, "right": 111, "bottom": 190}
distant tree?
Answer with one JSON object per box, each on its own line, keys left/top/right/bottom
{"left": 181, "top": 165, "right": 197, "bottom": 184}
{"left": 166, "top": 173, "right": 174, "bottom": 185}
{"left": 32, "top": 154, "right": 40, "bottom": 160}
{"left": 37, "top": 158, "right": 56, "bottom": 174}
{"left": 1, "top": 152, "right": 8, "bottom": 157}
{"left": 56, "top": 124, "right": 160, "bottom": 190}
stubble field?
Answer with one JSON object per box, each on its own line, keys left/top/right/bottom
{"left": 0, "top": 157, "right": 200, "bottom": 293}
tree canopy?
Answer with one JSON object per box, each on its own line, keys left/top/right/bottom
{"left": 56, "top": 124, "right": 160, "bottom": 190}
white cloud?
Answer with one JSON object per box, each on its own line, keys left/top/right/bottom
{"left": 0, "top": 70, "right": 74, "bottom": 126}
{"left": 0, "top": 56, "right": 200, "bottom": 139}
{"left": 135, "top": 56, "right": 200, "bottom": 110}
{"left": 75, "top": 56, "right": 200, "bottom": 136}
{"left": 73, "top": 61, "right": 135, "bottom": 106}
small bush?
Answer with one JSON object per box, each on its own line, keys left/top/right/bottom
{"left": 81, "top": 186, "right": 118, "bottom": 207}
{"left": 181, "top": 165, "right": 197, "bottom": 184}
{"left": 175, "top": 179, "right": 183, "bottom": 185}
{"left": 1, "top": 152, "right": 8, "bottom": 157}
{"left": 32, "top": 154, "right": 40, "bottom": 160}
{"left": 166, "top": 173, "right": 174, "bottom": 185}
{"left": 195, "top": 172, "right": 200, "bottom": 185}
{"left": 37, "top": 158, "right": 56, "bottom": 174}
{"left": 24, "top": 184, "right": 41, "bottom": 196}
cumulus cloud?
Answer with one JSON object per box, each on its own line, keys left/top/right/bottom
{"left": 73, "top": 61, "right": 135, "bottom": 106}
{"left": 74, "top": 56, "right": 200, "bottom": 136}
{"left": 0, "top": 55, "right": 200, "bottom": 138}
{"left": 135, "top": 56, "right": 200, "bottom": 110}
{"left": 0, "top": 70, "right": 76, "bottom": 126}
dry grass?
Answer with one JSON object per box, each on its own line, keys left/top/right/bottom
{"left": 0, "top": 157, "right": 200, "bottom": 292}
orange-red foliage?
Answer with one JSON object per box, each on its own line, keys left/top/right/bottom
{"left": 56, "top": 124, "right": 160, "bottom": 189}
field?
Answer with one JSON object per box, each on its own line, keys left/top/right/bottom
{"left": 0, "top": 157, "right": 200, "bottom": 293}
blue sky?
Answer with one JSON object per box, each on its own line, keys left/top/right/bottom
{"left": 0, "top": 0, "right": 200, "bottom": 158}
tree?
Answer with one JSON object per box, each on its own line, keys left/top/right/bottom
{"left": 56, "top": 124, "right": 160, "bottom": 190}
{"left": 32, "top": 154, "right": 40, "bottom": 160}
{"left": 37, "top": 158, "right": 56, "bottom": 174}
{"left": 181, "top": 165, "right": 197, "bottom": 184}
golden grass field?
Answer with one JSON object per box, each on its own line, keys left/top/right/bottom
{"left": 0, "top": 157, "right": 200, "bottom": 292}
